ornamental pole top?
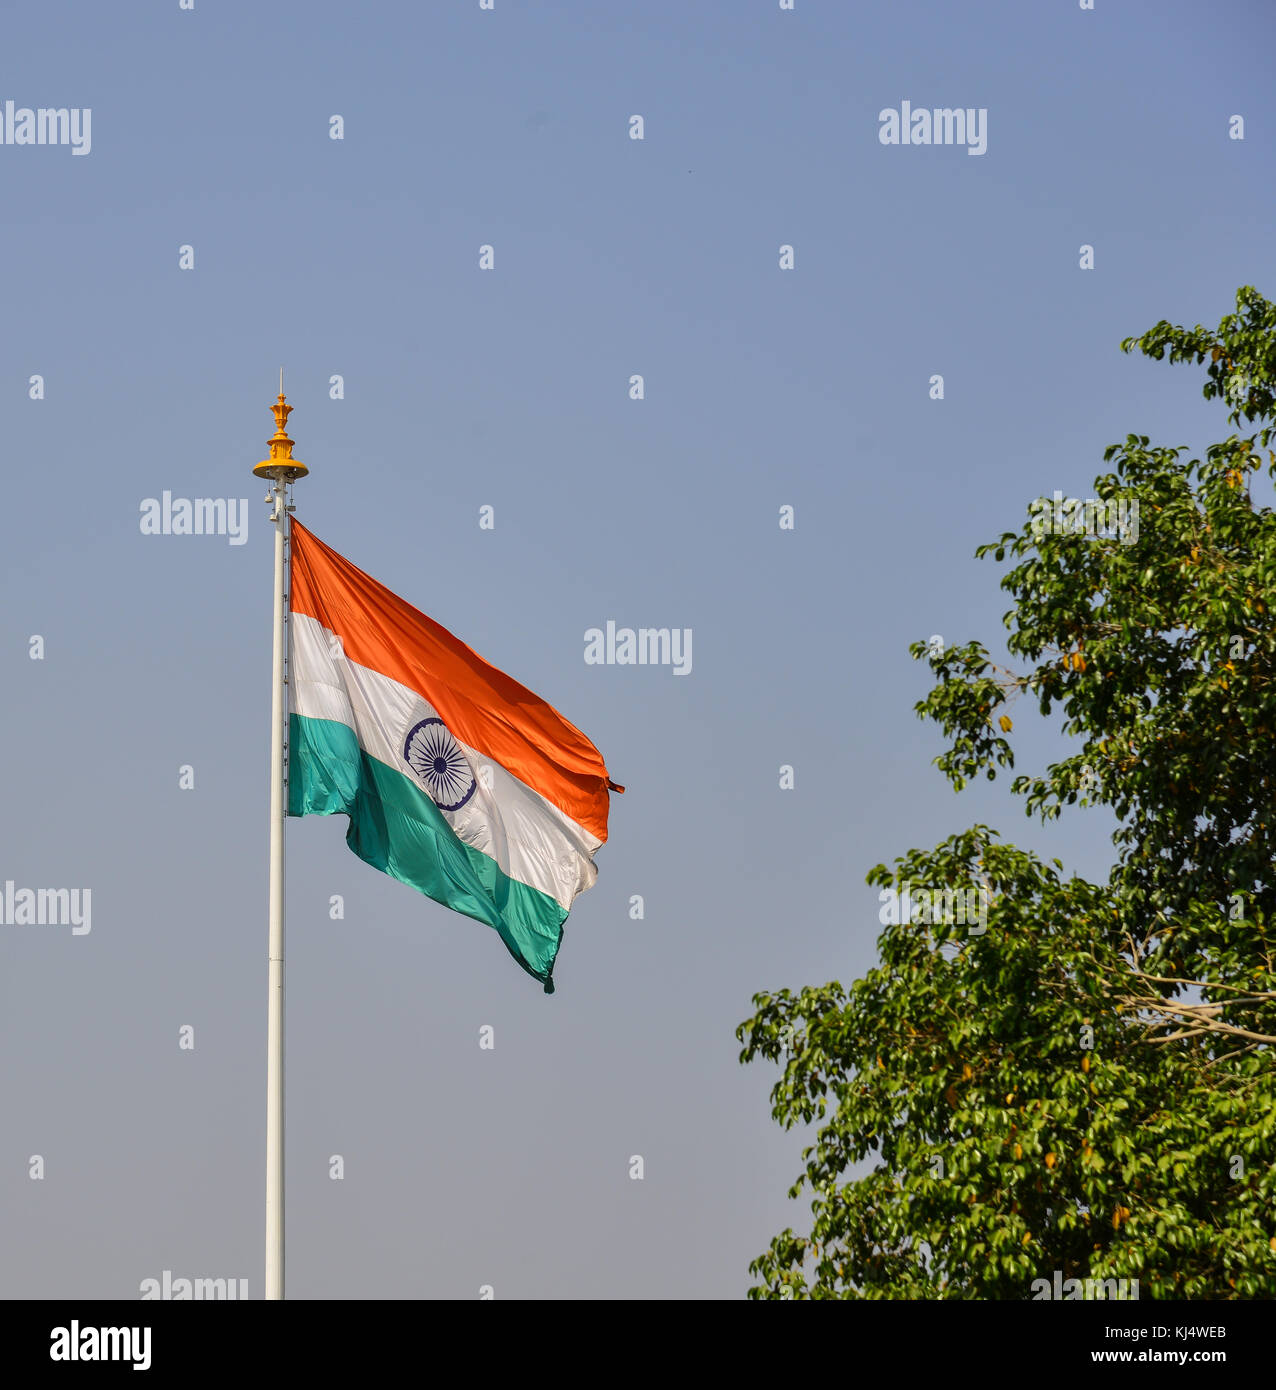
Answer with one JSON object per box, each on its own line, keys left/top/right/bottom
{"left": 253, "top": 383, "right": 308, "bottom": 482}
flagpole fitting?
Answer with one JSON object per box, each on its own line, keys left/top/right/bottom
{"left": 254, "top": 391, "right": 309, "bottom": 482}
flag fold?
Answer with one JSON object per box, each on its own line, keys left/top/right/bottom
{"left": 287, "top": 519, "right": 617, "bottom": 989}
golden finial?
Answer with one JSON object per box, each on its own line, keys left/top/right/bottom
{"left": 253, "top": 380, "right": 309, "bottom": 481}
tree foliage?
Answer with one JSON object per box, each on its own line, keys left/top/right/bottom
{"left": 738, "top": 288, "right": 1276, "bottom": 1298}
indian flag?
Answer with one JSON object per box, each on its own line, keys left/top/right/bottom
{"left": 287, "top": 520, "right": 620, "bottom": 990}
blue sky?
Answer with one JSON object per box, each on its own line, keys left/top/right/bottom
{"left": 0, "top": 0, "right": 1272, "bottom": 1298}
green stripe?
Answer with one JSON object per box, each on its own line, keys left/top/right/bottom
{"left": 288, "top": 714, "right": 566, "bottom": 988}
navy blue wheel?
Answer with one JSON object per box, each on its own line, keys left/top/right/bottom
{"left": 403, "top": 717, "right": 477, "bottom": 812}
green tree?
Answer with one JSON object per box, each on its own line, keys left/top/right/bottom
{"left": 738, "top": 287, "right": 1276, "bottom": 1299}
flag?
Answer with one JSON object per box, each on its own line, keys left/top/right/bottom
{"left": 287, "top": 520, "right": 619, "bottom": 990}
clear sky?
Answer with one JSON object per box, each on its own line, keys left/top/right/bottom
{"left": 1, "top": 0, "right": 1272, "bottom": 1299}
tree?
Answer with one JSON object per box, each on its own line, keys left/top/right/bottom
{"left": 738, "top": 287, "right": 1276, "bottom": 1299}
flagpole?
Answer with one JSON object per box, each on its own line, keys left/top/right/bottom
{"left": 254, "top": 385, "right": 308, "bottom": 1301}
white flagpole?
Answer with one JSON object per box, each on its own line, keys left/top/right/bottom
{"left": 255, "top": 383, "right": 308, "bottom": 1301}
{"left": 265, "top": 471, "right": 288, "bottom": 1301}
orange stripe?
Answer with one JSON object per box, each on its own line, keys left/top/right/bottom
{"left": 290, "top": 520, "right": 614, "bottom": 842}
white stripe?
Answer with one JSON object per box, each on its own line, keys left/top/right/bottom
{"left": 289, "top": 613, "right": 600, "bottom": 911}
